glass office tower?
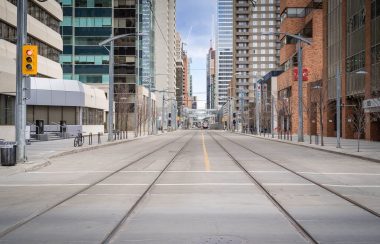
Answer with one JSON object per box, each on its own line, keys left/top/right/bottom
{"left": 60, "top": 0, "right": 112, "bottom": 84}
{"left": 216, "top": 0, "right": 233, "bottom": 107}
{"left": 60, "top": 0, "right": 154, "bottom": 131}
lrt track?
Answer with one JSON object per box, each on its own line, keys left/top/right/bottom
{"left": 213, "top": 132, "right": 380, "bottom": 219}
{"left": 0, "top": 132, "right": 193, "bottom": 240}
{"left": 101, "top": 132, "right": 195, "bottom": 243}
{"left": 208, "top": 132, "right": 318, "bottom": 244}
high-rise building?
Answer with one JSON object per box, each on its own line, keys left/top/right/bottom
{"left": 216, "top": 0, "right": 233, "bottom": 107}
{"left": 232, "top": 0, "right": 280, "bottom": 131}
{"left": 207, "top": 47, "right": 216, "bottom": 109}
{"left": 324, "top": 0, "right": 380, "bottom": 141}
{"left": 0, "top": 0, "right": 63, "bottom": 140}
{"left": 182, "top": 51, "right": 192, "bottom": 108}
{"left": 154, "top": 0, "right": 176, "bottom": 130}
{"left": 175, "top": 32, "right": 184, "bottom": 116}
{"left": 60, "top": 0, "right": 155, "bottom": 131}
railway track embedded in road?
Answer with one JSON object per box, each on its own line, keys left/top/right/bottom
{"left": 0, "top": 132, "right": 192, "bottom": 240}
{"left": 208, "top": 132, "right": 318, "bottom": 244}
{"left": 101, "top": 133, "right": 195, "bottom": 244}
{"left": 213, "top": 132, "right": 380, "bottom": 219}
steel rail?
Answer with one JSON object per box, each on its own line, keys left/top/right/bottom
{"left": 208, "top": 132, "right": 318, "bottom": 244}
{"left": 216, "top": 132, "right": 380, "bottom": 218}
{"left": 102, "top": 132, "right": 195, "bottom": 243}
{"left": 0, "top": 132, "right": 189, "bottom": 239}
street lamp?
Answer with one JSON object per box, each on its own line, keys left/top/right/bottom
{"left": 99, "top": 32, "right": 147, "bottom": 142}
{"left": 261, "top": 32, "right": 312, "bottom": 142}
{"left": 336, "top": 69, "right": 367, "bottom": 148}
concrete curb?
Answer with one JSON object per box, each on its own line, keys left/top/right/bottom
{"left": 233, "top": 132, "right": 380, "bottom": 164}
{"left": 1, "top": 132, "right": 170, "bottom": 175}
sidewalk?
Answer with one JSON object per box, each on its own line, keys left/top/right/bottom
{"left": 0, "top": 131, "right": 148, "bottom": 175}
{"left": 237, "top": 132, "right": 380, "bottom": 163}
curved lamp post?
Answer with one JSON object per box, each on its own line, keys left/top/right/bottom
{"left": 261, "top": 32, "right": 312, "bottom": 142}
{"left": 99, "top": 32, "right": 147, "bottom": 141}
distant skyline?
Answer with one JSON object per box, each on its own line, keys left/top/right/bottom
{"left": 176, "top": 0, "right": 216, "bottom": 109}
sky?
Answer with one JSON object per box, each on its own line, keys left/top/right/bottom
{"left": 176, "top": 0, "right": 216, "bottom": 109}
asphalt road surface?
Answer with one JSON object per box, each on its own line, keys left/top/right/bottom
{"left": 0, "top": 130, "right": 379, "bottom": 244}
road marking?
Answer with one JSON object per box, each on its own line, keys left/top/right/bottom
{"left": 299, "top": 172, "right": 380, "bottom": 176}
{"left": 27, "top": 171, "right": 161, "bottom": 174}
{"left": 0, "top": 184, "right": 90, "bottom": 187}
{"left": 78, "top": 194, "right": 141, "bottom": 196}
{"left": 155, "top": 183, "right": 253, "bottom": 186}
{"left": 97, "top": 183, "right": 149, "bottom": 186}
{"left": 201, "top": 132, "right": 211, "bottom": 171}
{"left": 249, "top": 171, "right": 289, "bottom": 173}
{"left": 28, "top": 171, "right": 113, "bottom": 174}
{"left": 323, "top": 184, "right": 380, "bottom": 188}
{"left": 166, "top": 171, "right": 242, "bottom": 173}
{"left": 262, "top": 183, "right": 314, "bottom": 186}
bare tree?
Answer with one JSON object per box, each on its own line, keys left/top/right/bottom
{"left": 348, "top": 97, "right": 366, "bottom": 152}
{"left": 260, "top": 99, "right": 271, "bottom": 137}
{"left": 277, "top": 95, "right": 293, "bottom": 140}
{"left": 114, "top": 84, "right": 129, "bottom": 133}
{"left": 302, "top": 92, "right": 315, "bottom": 144}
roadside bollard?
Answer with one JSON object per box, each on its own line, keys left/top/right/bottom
{"left": 114, "top": 131, "right": 116, "bottom": 141}
{"left": 98, "top": 132, "right": 101, "bottom": 144}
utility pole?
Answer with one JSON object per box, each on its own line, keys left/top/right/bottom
{"left": 255, "top": 83, "right": 260, "bottom": 135}
{"left": 336, "top": 66, "right": 341, "bottom": 148}
{"left": 271, "top": 94, "right": 274, "bottom": 138}
{"left": 148, "top": 81, "right": 152, "bottom": 135}
{"left": 229, "top": 98, "right": 231, "bottom": 130}
{"left": 239, "top": 89, "right": 244, "bottom": 133}
{"left": 108, "top": 38, "right": 114, "bottom": 141}
{"left": 161, "top": 94, "right": 165, "bottom": 132}
{"left": 16, "top": 0, "right": 28, "bottom": 162}
{"left": 297, "top": 37, "right": 304, "bottom": 142}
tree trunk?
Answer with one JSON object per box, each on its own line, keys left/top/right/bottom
{"left": 357, "top": 131, "right": 360, "bottom": 152}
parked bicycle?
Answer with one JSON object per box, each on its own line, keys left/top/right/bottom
{"left": 73, "top": 132, "right": 84, "bottom": 147}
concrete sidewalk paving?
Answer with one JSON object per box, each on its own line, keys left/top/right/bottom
{"left": 0, "top": 131, "right": 152, "bottom": 175}
{"left": 239, "top": 132, "right": 380, "bottom": 163}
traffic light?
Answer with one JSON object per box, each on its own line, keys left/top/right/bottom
{"left": 22, "top": 45, "right": 38, "bottom": 75}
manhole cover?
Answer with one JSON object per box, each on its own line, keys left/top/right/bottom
{"left": 190, "top": 235, "right": 245, "bottom": 244}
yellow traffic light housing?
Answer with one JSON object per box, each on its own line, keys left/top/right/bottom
{"left": 22, "top": 45, "right": 38, "bottom": 75}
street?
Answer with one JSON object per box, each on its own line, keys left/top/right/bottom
{"left": 0, "top": 130, "right": 380, "bottom": 243}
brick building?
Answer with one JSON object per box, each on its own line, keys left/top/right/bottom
{"left": 324, "top": 0, "right": 380, "bottom": 141}
{"left": 277, "top": 0, "right": 323, "bottom": 137}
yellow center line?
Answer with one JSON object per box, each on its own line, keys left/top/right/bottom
{"left": 201, "top": 132, "right": 211, "bottom": 171}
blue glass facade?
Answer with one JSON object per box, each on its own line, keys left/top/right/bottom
{"left": 60, "top": 0, "right": 112, "bottom": 84}
{"left": 216, "top": 0, "right": 233, "bottom": 107}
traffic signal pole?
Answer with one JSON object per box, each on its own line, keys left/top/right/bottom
{"left": 16, "top": 0, "right": 28, "bottom": 162}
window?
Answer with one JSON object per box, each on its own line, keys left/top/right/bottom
{"left": 0, "top": 94, "right": 15, "bottom": 125}
{"left": 346, "top": 51, "right": 365, "bottom": 72}
{"left": 0, "top": 21, "right": 60, "bottom": 62}
{"left": 281, "top": 8, "right": 306, "bottom": 22}
{"left": 7, "top": 0, "right": 60, "bottom": 33}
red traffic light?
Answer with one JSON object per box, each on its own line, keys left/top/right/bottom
{"left": 26, "top": 49, "right": 33, "bottom": 56}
